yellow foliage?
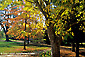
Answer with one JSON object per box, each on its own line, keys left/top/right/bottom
{"left": 23, "top": 23, "right": 29, "bottom": 27}
{"left": 58, "top": 31, "right": 60, "bottom": 34}
{"left": 72, "top": 32, "right": 74, "bottom": 36}
{"left": 62, "top": 36, "right": 64, "bottom": 40}
{"left": 67, "top": 27, "right": 71, "bottom": 31}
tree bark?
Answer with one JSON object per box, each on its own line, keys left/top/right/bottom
{"left": 6, "top": 34, "right": 9, "bottom": 41}
{"left": 76, "top": 42, "right": 79, "bottom": 57}
{"left": 71, "top": 41, "right": 75, "bottom": 52}
{"left": 51, "top": 37, "right": 60, "bottom": 57}
{"left": 47, "top": 25, "right": 61, "bottom": 57}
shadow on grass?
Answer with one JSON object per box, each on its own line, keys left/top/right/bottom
{"left": 0, "top": 40, "right": 51, "bottom": 48}
{"left": 80, "top": 52, "right": 85, "bottom": 56}
{"left": 60, "top": 46, "right": 85, "bottom": 56}
{"left": 27, "top": 43, "right": 51, "bottom": 47}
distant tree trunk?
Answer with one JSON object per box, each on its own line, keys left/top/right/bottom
{"left": 27, "top": 36, "right": 29, "bottom": 44}
{"left": 71, "top": 41, "right": 75, "bottom": 52}
{"left": 24, "top": 18, "right": 27, "bottom": 50}
{"left": 5, "top": 11, "right": 9, "bottom": 41}
{"left": 47, "top": 24, "right": 61, "bottom": 57}
{"left": 5, "top": 25, "right": 9, "bottom": 41}
{"left": 24, "top": 36, "right": 26, "bottom": 50}
{"left": 76, "top": 42, "right": 79, "bottom": 57}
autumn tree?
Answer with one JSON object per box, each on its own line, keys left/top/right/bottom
{"left": 0, "top": 0, "right": 85, "bottom": 57}
{"left": 0, "top": 0, "right": 13, "bottom": 41}
{"left": 4, "top": 4, "right": 45, "bottom": 49}
{"left": 24, "top": 0, "right": 85, "bottom": 57}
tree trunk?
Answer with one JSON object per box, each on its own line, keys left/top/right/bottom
{"left": 27, "top": 37, "right": 29, "bottom": 44}
{"left": 6, "top": 34, "right": 9, "bottom": 41}
{"left": 5, "top": 25, "right": 9, "bottom": 41}
{"left": 5, "top": 30, "right": 9, "bottom": 41}
{"left": 24, "top": 36, "right": 26, "bottom": 50}
{"left": 51, "top": 37, "right": 60, "bottom": 57}
{"left": 71, "top": 41, "right": 75, "bottom": 52}
{"left": 47, "top": 25, "right": 61, "bottom": 57}
{"left": 76, "top": 42, "right": 79, "bottom": 57}
{"left": 24, "top": 18, "right": 27, "bottom": 50}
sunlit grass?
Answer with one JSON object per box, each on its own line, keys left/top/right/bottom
{"left": 0, "top": 37, "right": 6, "bottom": 40}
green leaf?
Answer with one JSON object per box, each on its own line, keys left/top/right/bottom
{"left": 69, "top": 34, "right": 73, "bottom": 39}
{"left": 64, "top": 34, "right": 68, "bottom": 40}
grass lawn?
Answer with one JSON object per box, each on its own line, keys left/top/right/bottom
{"left": 0, "top": 39, "right": 50, "bottom": 53}
{"left": 0, "top": 37, "right": 6, "bottom": 40}
{"left": 0, "top": 38, "right": 84, "bottom": 57}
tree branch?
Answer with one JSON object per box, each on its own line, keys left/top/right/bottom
{"left": 64, "top": 20, "right": 85, "bottom": 31}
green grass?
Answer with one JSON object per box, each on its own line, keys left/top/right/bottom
{"left": 0, "top": 37, "right": 6, "bottom": 40}
{"left": 0, "top": 41, "right": 23, "bottom": 53}
{"left": 0, "top": 40, "right": 50, "bottom": 53}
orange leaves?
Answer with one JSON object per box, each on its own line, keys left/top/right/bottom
{"left": 14, "top": 13, "right": 18, "bottom": 16}
{"left": 14, "top": 35, "right": 16, "bottom": 36}
{"left": 26, "top": 38, "right": 28, "bottom": 40}
{"left": 19, "top": 38, "right": 20, "bottom": 40}
{"left": 11, "top": 5, "right": 20, "bottom": 9}
{"left": 2, "top": 21, "right": 6, "bottom": 24}
{"left": 1, "top": 1, "right": 44, "bottom": 40}
{"left": 33, "top": 36, "right": 34, "bottom": 38}
{"left": 12, "top": 33, "right": 14, "bottom": 35}
{"left": 6, "top": 24, "right": 8, "bottom": 26}
{"left": 0, "top": 14, "right": 3, "bottom": 16}
{"left": 6, "top": 32, "right": 9, "bottom": 35}
{"left": 23, "top": 37, "right": 24, "bottom": 39}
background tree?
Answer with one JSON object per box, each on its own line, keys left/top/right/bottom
{"left": 0, "top": 10, "right": 10, "bottom": 41}
{"left": 5, "top": 4, "right": 45, "bottom": 49}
